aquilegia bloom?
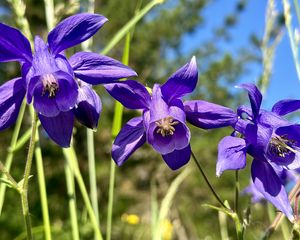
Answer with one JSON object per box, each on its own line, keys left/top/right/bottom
{"left": 0, "top": 13, "right": 137, "bottom": 147}
{"left": 217, "top": 83, "right": 300, "bottom": 221}
{"left": 105, "top": 57, "right": 237, "bottom": 170}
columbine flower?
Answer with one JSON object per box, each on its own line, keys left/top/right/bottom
{"left": 105, "top": 57, "right": 237, "bottom": 170}
{"left": 217, "top": 83, "right": 300, "bottom": 221}
{"left": 0, "top": 13, "right": 137, "bottom": 147}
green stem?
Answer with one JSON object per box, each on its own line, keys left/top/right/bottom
{"left": 283, "top": 0, "right": 300, "bottom": 82}
{"left": 232, "top": 212, "right": 244, "bottom": 240}
{"left": 63, "top": 147, "right": 103, "bottom": 240}
{"left": 293, "top": 0, "right": 300, "bottom": 25}
{"left": 35, "top": 139, "right": 52, "bottom": 240}
{"left": 87, "top": 129, "right": 100, "bottom": 227}
{"left": 64, "top": 160, "right": 80, "bottom": 240}
{"left": 21, "top": 112, "right": 38, "bottom": 240}
{"left": 101, "top": 0, "right": 165, "bottom": 55}
{"left": 106, "top": 32, "right": 131, "bottom": 240}
{"left": 234, "top": 170, "right": 239, "bottom": 215}
{"left": 190, "top": 150, "right": 229, "bottom": 210}
{"left": 0, "top": 99, "right": 26, "bottom": 214}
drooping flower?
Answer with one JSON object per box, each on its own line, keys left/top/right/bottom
{"left": 217, "top": 83, "right": 300, "bottom": 221}
{"left": 0, "top": 13, "right": 137, "bottom": 147}
{"left": 105, "top": 57, "right": 237, "bottom": 170}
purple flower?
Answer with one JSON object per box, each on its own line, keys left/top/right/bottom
{"left": 105, "top": 57, "right": 236, "bottom": 170}
{"left": 217, "top": 83, "right": 300, "bottom": 221}
{"left": 0, "top": 13, "right": 137, "bottom": 147}
{"left": 244, "top": 166, "right": 300, "bottom": 204}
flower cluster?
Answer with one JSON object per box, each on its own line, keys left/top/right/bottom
{"left": 0, "top": 13, "right": 136, "bottom": 147}
{"left": 1, "top": 13, "right": 300, "bottom": 222}
{"left": 217, "top": 84, "right": 300, "bottom": 221}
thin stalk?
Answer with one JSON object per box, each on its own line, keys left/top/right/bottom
{"left": 35, "top": 139, "right": 52, "bottom": 240}
{"left": 63, "top": 147, "right": 103, "bottom": 240}
{"left": 64, "top": 160, "right": 80, "bottom": 240}
{"left": 190, "top": 150, "right": 229, "bottom": 210}
{"left": 21, "top": 112, "right": 38, "bottom": 240}
{"left": 44, "top": 0, "right": 55, "bottom": 30}
{"left": 106, "top": 32, "right": 131, "bottom": 240}
{"left": 80, "top": 0, "right": 100, "bottom": 236}
{"left": 232, "top": 212, "right": 243, "bottom": 240}
{"left": 235, "top": 170, "right": 239, "bottom": 214}
{"left": 293, "top": 0, "right": 300, "bottom": 25}
{"left": 0, "top": 161, "right": 19, "bottom": 190}
{"left": 283, "top": 0, "right": 300, "bottom": 82}
{"left": 101, "top": 0, "right": 165, "bottom": 55}
{"left": 0, "top": 99, "right": 26, "bottom": 214}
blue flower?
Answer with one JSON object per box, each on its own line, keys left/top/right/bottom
{"left": 217, "top": 83, "right": 300, "bottom": 221}
{"left": 105, "top": 57, "right": 236, "bottom": 170}
{"left": 0, "top": 13, "right": 137, "bottom": 147}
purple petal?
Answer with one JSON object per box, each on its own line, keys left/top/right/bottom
{"left": 33, "top": 82, "right": 60, "bottom": 117}
{"left": 0, "top": 78, "right": 26, "bottom": 130}
{"left": 162, "top": 144, "right": 191, "bottom": 170}
{"left": 74, "top": 83, "right": 101, "bottom": 129}
{"left": 267, "top": 125, "right": 300, "bottom": 169}
{"left": 184, "top": 100, "right": 237, "bottom": 129}
{"left": 216, "top": 136, "right": 247, "bottom": 176}
{"left": 149, "top": 84, "right": 171, "bottom": 122}
{"left": 69, "top": 52, "right": 137, "bottom": 84}
{"left": 148, "top": 120, "right": 190, "bottom": 154}
{"left": 251, "top": 159, "right": 294, "bottom": 222}
{"left": 243, "top": 181, "right": 264, "bottom": 203}
{"left": 112, "top": 117, "right": 146, "bottom": 166}
{"left": 161, "top": 57, "right": 198, "bottom": 102}
{"left": 0, "top": 23, "right": 32, "bottom": 63}
{"left": 105, "top": 80, "right": 151, "bottom": 110}
{"left": 272, "top": 99, "right": 300, "bottom": 116}
{"left": 48, "top": 13, "right": 108, "bottom": 55}
{"left": 39, "top": 111, "right": 74, "bottom": 147}
{"left": 55, "top": 72, "right": 78, "bottom": 112}
{"left": 237, "top": 83, "right": 262, "bottom": 120}
{"left": 32, "top": 36, "right": 59, "bottom": 76}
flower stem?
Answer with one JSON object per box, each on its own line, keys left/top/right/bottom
{"left": 63, "top": 147, "right": 103, "bottom": 240}
{"left": 0, "top": 99, "right": 26, "bottom": 214}
{"left": 64, "top": 160, "right": 80, "bottom": 240}
{"left": 190, "top": 150, "right": 229, "bottom": 210}
{"left": 35, "top": 139, "right": 52, "bottom": 240}
{"left": 21, "top": 111, "right": 38, "bottom": 240}
{"left": 234, "top": 170, "right": 240, "bottom": 214}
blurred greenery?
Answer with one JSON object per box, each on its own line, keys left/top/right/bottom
{"left": 0, "top": 0, "right": 288, "bottom": 239}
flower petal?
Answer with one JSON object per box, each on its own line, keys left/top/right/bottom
{"left": 48, "top": 13, "right": 108, "bottom": 55}
{"left": 237, "top": 83, "right": 262, "bottom": 120}
{"left": 55, "top": 72, "right": 78, "bottom": 112}
{"left": 112, "top": 117, "right": 146, "bottom": 166}
{"left": 161, "top": 57, "right": 198, "bottom": 102}
{"left": 33, "top": 82, "right": 60, "bottom": 117}
{"left": 105, "top": 80, "right": 151, "bottom": 110}
{"left": 216, "top": 136, "right": 247, "bottom": 177}
{"left": 272, "top": 99, "right": 300, "bottom": 116}
{"left": 39, "top": 111, "right": 74, "bottom": 147}
{"left": 74, "top": 83, "right": 101, "bottom": 129}
{"left": 251, "top": 159, "right": 294, "bottom": 222}
{"left": 267, "top": 125, "right": 300, "bottom": 169}
{"left": 0, "top": 23, "right": 32, "bottom": 63}
{"left": 69, "top": 52, "right": 137, "bottom": 84}
{"left": 0, "top": 78, "right": 26, "bottom": 130}
{"left": 162, "top": 144, "right": 191, "bottom": 170}
{"left": 184, "top": 100, "right": 237, "bottom": 129}
{"left": 149, "top": 84, "right": 170, "bottom": 122}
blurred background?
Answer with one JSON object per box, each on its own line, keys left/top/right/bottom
{"left": 0, "top": 0, "right": 298, "bottom": 239}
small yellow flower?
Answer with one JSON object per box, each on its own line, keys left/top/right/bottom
{"left": 162, "top": 219, "right": 173, "bottom": 240}
{"left": 121, "top": 213, "right": 140, "bottom": 225}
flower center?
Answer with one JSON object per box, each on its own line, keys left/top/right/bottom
{"left": 269, "top": 135, "right": 297, "bottom": 158}
{"left": 155, "top": 116, "right": 179, "bottom": 137}
{"left": 41, "top": 74, "right": 59, "bottom": 98}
